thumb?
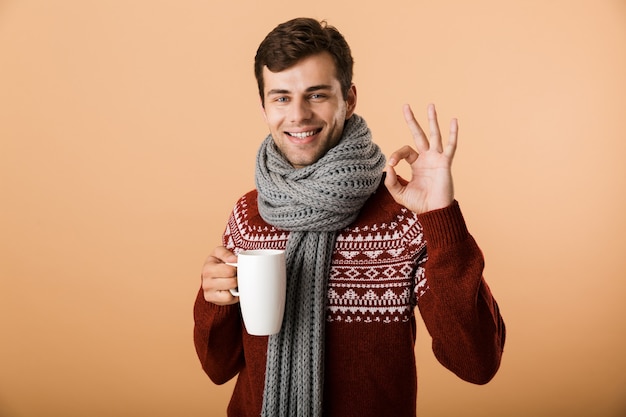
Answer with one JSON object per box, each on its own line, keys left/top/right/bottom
{"left": 383, "top": 165, "right": 402, "bottom": 197}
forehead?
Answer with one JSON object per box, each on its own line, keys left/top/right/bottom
{"left": 262, "top": 52, "right": 340, "bottom": 93}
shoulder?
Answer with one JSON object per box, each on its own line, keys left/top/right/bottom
{"left": 353, "top": 176, "right": 413, "bottom": 226}
{"left": 225, "top": 189, "right": 288, "bottom": 250}
{"left": 338, "top": 177, "right": 424, "bottom": 248}
{"left": 230, "top": 189, "right": 264, "bottom": 228}
{"left": 234, "top": 189, "right": 258, "bottom": 213}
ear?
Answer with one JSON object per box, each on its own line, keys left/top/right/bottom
{"left": 345, "top": 84, "right": 357, "bottom": 119}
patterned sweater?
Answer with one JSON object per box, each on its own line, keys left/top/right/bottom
{"left": 194, "top": 181, "right": 505, "bottom": 417}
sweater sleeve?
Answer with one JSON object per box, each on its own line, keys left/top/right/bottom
{"left": 416, "top": 200, "right": 506, "bottom": 384}
{"left": 193, "top": 289, "right": 244, "bottom": 385}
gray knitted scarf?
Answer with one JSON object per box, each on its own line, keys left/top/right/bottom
{"left": 255, "top": 114, "right": 386, "bottom": 417}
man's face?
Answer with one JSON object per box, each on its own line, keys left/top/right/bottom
{"left": 261, "top": 52, "right": 356, "bottom": 169}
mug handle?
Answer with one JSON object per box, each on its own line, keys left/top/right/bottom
{"left": 225, "top": 262, "right": 239, "bottom": 296}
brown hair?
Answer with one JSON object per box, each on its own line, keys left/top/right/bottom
{"left": 254, "top": 17, "right": 354, "bottom": 105}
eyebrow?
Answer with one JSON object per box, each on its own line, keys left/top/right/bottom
{"left": 266, "top": 84, "right": 333, "bottom": 96}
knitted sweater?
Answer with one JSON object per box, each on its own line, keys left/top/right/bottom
{"left": 194, "top": 181, "right": 505, "bottom": 417}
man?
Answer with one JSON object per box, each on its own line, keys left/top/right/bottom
{"left": 194, "top": 17, "right": 505, "bottom": 417}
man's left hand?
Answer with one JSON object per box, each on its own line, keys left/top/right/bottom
{"left": 384, "top": 103, "right": 458, "bottom": 214}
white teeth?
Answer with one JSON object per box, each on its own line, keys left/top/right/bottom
{"left": 289, "top": 130, "right": 317, "bottom": 139}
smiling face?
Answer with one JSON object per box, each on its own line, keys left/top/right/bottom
{"left": 261, "top": 52, "right": 357, "bottom": 169}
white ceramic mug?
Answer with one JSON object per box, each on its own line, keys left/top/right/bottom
{"left": 228, "top": 249, "right": 286, "bottom": 336}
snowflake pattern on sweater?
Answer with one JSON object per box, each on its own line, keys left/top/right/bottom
{"left": 223, "top": 191, "right": 429, "bottom": 326}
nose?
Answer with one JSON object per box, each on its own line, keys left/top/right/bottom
{"left": 289, "top": 97, "right": 312, "bottom": 123}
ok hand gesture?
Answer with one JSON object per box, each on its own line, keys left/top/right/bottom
{"left": 384, "top": 103, "right": 458, "bottom": 214}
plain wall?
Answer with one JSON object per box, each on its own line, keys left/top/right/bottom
{"left": 1, "top": 1, "right": 625, "bottom": 416}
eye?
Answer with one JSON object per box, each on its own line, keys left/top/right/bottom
{"left": 309, "top": 93, "right": 326, "bottom": 101}
{"left": 276, "top": 96, "right": 289, "bottom": 103}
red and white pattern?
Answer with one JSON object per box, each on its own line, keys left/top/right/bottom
{"left": 224, "top": 192, "right": 430, "bottom": 325}
{"left": 327, "top": 208, "right": 428, "bottom": 324}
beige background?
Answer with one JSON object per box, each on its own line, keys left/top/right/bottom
{"left": 1, "top": 0, "right": 625, "bottom": 416}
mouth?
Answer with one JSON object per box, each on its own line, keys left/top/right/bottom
{"left": 285, "top": 128, "right": 322, "bottom": 143}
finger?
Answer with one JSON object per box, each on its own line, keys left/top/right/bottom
{"left": 206, "top": 276, "right": 238, "bottom": 294}
{"left": 403, "top": 104, "right": 429, "bottom": 151}
{"left": 202, "top": 261, "right": 237, "bottom": 282}
{"left": 383, "top": 164, "right": 398, "bottom": 188}
{"left": 202, "top": 272, "right": 239, "bottom": 303}
{"left": 205, "top": 286, "right": 239, "bottom": 305}
{"left": 445, "top": 118, "right": 459, "bottom": 159}
{"left": 212, "top": 246, "right": 238, "bottom": 263}
{"left": 383, "top": 164, "right": 405, "bottom": 204}
{"left": 200, "top": 246, "right": 240, "bottom": 305}
{"left": 386, "top": 145, "right": 419, "bottom": 167}
{"left": 428, "top": 103, "right": 443, "bottom": 153}
{"left": 201, "top": 253, "right": 238, "bottom": 292}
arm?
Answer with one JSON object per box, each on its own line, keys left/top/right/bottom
{"left": 417, "top": 202, "right": 505, "bottom": 384}
{"left": 193, "top": 246, "right": 244, "bottom": 384}
{"left": 385, "top": 104, "right": 505, "bottom": 382}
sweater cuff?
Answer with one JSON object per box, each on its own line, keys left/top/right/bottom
{"left": 418, "top": 200, "right": 470, "bottom": 248}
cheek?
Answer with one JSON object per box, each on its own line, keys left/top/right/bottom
{"left": 331, "top": 103, "right": 348, "bottom": 123}
{"left": 265, "top": 114, "right": 280, "bottom": 132}
{"left": 263, "top": 111, "right": 282, "bottom": 131}
{"left": 330, "top": 108, "right": 348, "bottom": 132}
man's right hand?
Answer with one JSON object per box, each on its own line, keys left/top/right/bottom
{"left": 200, "top": 246, "right": 239, "bottom": 306}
